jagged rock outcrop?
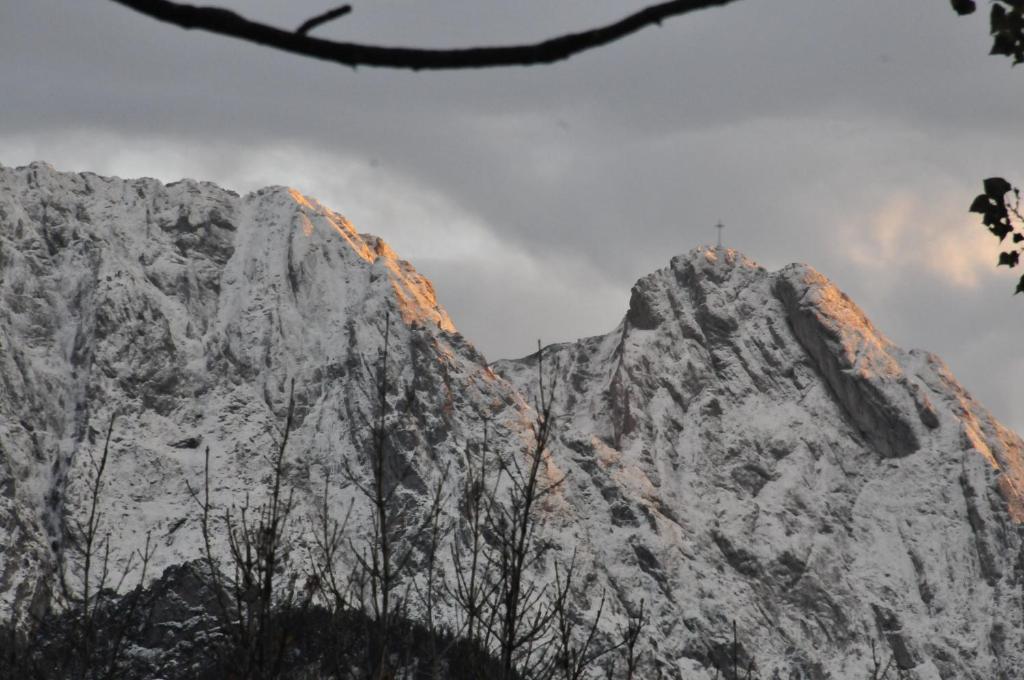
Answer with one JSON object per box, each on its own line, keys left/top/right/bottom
{"left": 2, "top": 163, "right": 1023, "bottom": 679}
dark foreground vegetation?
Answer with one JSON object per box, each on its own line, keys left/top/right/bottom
{"left": 2, "top": 560, "right": 516, "bottom": 680}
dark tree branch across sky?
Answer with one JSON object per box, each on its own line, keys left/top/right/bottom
{"left": 110, "top": 0, "right": 742, "bottom": 70}
{"left": 110, "top": 0, "right": 1024, "bottom": 70}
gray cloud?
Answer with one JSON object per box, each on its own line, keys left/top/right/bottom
{"left": 2, "top": 0, "right": 1022, "bottom": 431}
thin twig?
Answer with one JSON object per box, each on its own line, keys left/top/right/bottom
{"left": 296, "top": 4, "right": 352, "bottom": 35}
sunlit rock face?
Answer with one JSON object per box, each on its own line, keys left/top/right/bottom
{"left": 2, "top": 162, "right": 1024, "bottom": 679}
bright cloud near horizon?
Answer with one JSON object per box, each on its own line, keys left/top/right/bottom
{"left": 2, "top": 0, "right": 1023, "bottom": 432}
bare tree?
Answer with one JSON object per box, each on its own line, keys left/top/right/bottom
{"left": 187, "top": 382, "right": 301, "bottom": 680}
{"left": 342, "top": 316, "right": 407, "bottom": 679}
{"left": 410, "top": 472, "right": 451, "bottom": 680}
{"left": 448, "top": 421, "right": 503, "bottom": 674}
{"left": 485, "top": 341, "right": 564, "bottom": 680}
{"left": 551, "top": 557, "right": 611, "bottom": 680}
{"left": 305, "top": 473, "right": 356, "bottom": 614}
{"left": 0, "top": 415, "right": 157, "bottom": 680}
{"left": 442, "top": 341, "right": 653, "bottom": 680}
{"left": 54, "top": 416, "right": 157, "bottom": 680}
{"left": 340, "top": 314, "right": 454, "bottom": 679}
{"left": 596, "top": 600, "right": 647, "bottom": 680}
{"left": 618, "top": 599, "right": 647, "bottom": 680}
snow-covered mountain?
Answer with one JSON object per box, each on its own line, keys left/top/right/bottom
{"left": 2, "top": 162, "right": 1023, "bottom": 679}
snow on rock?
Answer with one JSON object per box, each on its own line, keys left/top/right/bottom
{"left": 2, "top": 163, "right": 1023, "bottom": 679}
{"left": 496, "top": 246, "right": 1024, "bottom": 679}
{"left": 0, "top": 161, "right": 519, "bottom": 622}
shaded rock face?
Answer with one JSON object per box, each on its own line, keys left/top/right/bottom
{"left": 773, "top": 266, "right": 937, "bottom": 459}
{"left": 2, "top": 163, "right": 1024, "bottom": 679}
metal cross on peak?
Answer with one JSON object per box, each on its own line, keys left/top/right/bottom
{"left": 715, "top": 221, "right": 724, "bottom": 249}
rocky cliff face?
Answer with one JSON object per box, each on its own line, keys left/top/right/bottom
{"left": 496, "top": 248, "right": 1024, "bottom": 679}
{"left": 0, "top": 161, "right": 522, "bottom": 623}
{"left": 2, "top": 162, "right": 1023, "bottom": 679}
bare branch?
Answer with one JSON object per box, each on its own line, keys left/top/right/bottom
{"left": 110, "top": 0, "right": 741, "bottom": 70}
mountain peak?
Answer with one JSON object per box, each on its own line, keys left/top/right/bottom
{"left": 624, "top": 246, "right": 766, "bottom": 331}
{"left": 0, "top": 162, "right": 457, "bottom": 337}
{"left": 497, "top": 244, "right": 1024, "bottom": 676}
{"left": 672, "top": 244, "right": 763, "bottom": 270}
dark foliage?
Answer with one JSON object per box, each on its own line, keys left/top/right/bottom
{"left": 953, "top": 0, "right": 1024, "bottom": 64}
{"left": 969, "top": 177, "right": 1024, "bottom": 293}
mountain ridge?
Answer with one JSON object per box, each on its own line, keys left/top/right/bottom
{"left": 2, "top": 162, "right": 1023, "bottom": 679}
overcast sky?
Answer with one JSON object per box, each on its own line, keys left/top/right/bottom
{"left": 3, "top": 0, "right": 1023, "bottom": 431}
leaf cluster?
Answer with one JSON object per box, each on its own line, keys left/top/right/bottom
{"left": 969, "top": 177, "right": 1024, "bottom": 293}
{"left": 952, "top": 0, "right": 1024, "bottom": 64}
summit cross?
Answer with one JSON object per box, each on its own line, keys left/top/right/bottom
{"left": 716, "top": 221, "right": 724, "bottom": 249}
